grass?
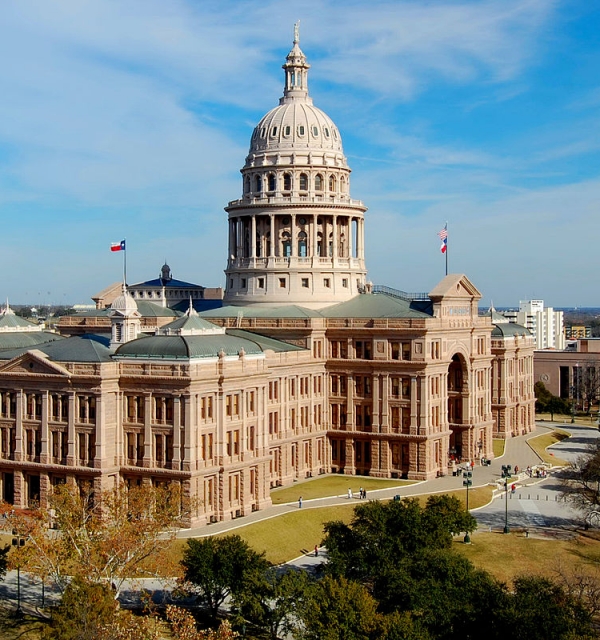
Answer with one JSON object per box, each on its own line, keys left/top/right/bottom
{"left": 527, "top": 430, "right": 570, "bottom": 466}
{"left": 493, "top": 439, "right": 505, "bottom": 458}
{"left": 455, "top": 530, "right": 600, "bottom": 586}
{"left": 270, "top": 475, "right": 416, "bottom": 504}
{"left": 0, "top": 609, "right": 46, "bottom": 640}
{"left": 175, "top": 486, "right": 497, "bottom": 566}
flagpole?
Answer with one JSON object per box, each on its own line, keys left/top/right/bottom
{"left": 123, "top": 238, "right": 127, "bottom": 286}
{"left": 445, "top": 222, "right": 448, "bottom": 276}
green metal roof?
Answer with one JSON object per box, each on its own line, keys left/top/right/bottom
{"left": 161, "top": 314, "right": 223, "bottom": 333}
{"left": 200, "top": 304, "right": 322, "bottom": 319}
{"left": 114, "top": 333, "right": 267, "bottom": 360}
{"left": 492, "top": 323, "right": 531, "bottom": 338}
{"left": 0, "top": 313, "right": 39, "bottom": 330}
{"left": 319, "top": 293, "right": 433, "bottom": 319}
{"left": 0, "top": 331, "right": 63, "bottom": 351}
{"left": 226, "top": 329, "right": 305, "bottom": 352}
{"left": 73, "top": 301, "right": 180, "bottom": 318}
{"left": 0, "top": 334, "right": 113, "bottom": 363}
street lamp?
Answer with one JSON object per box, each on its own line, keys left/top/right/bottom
{"left": 11, "top": 533, "right": 26, "bottom": 617}
{"left": 463, "top": 468, "right": 473, "bottom": 543}
{"left": 501, "top": 464, "right": 512, "bottom": 534}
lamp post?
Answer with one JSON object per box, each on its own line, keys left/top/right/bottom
{"left": 463, "top": 468, "right": 472, "bottom": 543}
{"left": 501, "top": 464, "right": 512, "bottom": 534}
{"left": 11, "top": 533, "right": 26, "bottom": 617}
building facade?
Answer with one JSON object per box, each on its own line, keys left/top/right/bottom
{"left": 0, "top": 28, "right": 535, "bottom": 526}
{"left": 504, "top": 300, "right": 565, "bottom": 350}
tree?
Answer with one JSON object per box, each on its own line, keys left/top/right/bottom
{"left": 235, "top": 566, "right": 311, "bottom": 639}
{"left": 499, "top": 576, "right": 595, "bottom": 640}
{"left": 297, "top": 575, "right": 382, "bottom": 640}
{"left": 181, "top": 535, "right": 270, "bottom": 619}
{"left": 42, "top": 576, "right": 119, "bottom": 640}
{"left": 8, "top": 481, "right": 186, "bottom": 595}
{"left": 535, "top": 381, "right": 571, "bottom": 419}
{"left": 322, "top": 496, "right": 476, "bottom": 583}
{"left": 562, "top": 440, "right": 600, "bottom": 526}
{"left": 578, "top": 362, "right": 600, "bottom": 414}
{"left": 166, "top": 607, "right": 238, "bottom": 640}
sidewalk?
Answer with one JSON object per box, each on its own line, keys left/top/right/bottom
{"left": 177, "top": 423, "right": 556, "bottom": 539}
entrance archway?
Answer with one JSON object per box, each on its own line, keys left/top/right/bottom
{"left": 448, "top": 354, "right": 468, "bottom": 461}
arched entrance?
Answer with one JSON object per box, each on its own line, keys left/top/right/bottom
{"left": 448, "top": 354, "right": 468, "bottom": 461}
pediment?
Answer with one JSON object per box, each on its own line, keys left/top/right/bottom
{"left": 429, "top": 274, "right": 482, "bottom": 302}
{"left": 0, "top": 350, "right": 72, "bottom": 377}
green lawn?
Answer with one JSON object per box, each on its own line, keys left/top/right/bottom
{"left": 527, "top": 430, "right": 570, "bottom": 466}
{"left": 493, "top": 439, "right": 505, "bottom": 458}
{"left": 455, "top": 530, "right": 600, "bottom": 586}
{"left": 270, "top": 475, "right": 416, "bottom": 504}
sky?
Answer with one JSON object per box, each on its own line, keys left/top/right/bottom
{"left": 1, "top": 0, "right": 599, "bottom": 308}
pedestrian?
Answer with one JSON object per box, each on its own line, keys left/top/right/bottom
{"left": 511, "top": 483, "right": 516, "bottom": 494}
{"left": 347, "top": 488, "right": 352, "bottom": 499}
{"left": 363, "top": 488, "right": 367, "bottom": 499}
{"left": 514, "top": 465, "right": 519, "bottom": 475}
{"left": 359, "top": 487, "right": 364, "bottom": 499}
{"left": 298, "top": 496, "right": 303, "bottom": 508}
{"left": 314, "top": 545, "right": 319, "bottom": 557}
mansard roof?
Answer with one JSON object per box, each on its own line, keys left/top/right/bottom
{"left": 319, "top": 293, "right": 433, "bottom": 319}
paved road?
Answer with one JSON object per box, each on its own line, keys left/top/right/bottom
{"left": 473, "top": 423, "right": 600, "bottom": 535}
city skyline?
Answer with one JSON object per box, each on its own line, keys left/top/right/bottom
{"left": 1, "top": 0, "right": 599, "bottom": 307}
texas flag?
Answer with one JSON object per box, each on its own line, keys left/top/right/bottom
{"left": 110, "top": 240, "right": 126, "bottom": 252}
{"left": 437, "top": 226, "right": 447, "bottom": 254}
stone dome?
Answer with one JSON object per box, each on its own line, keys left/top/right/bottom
{"left": 244, "top": 24, "right": 346, "bottom": 169}
{"left": 110, "top": 285, "right": 138, "bottom": 315}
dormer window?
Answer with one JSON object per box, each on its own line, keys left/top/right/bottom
{"left": 324, "top": 127, "right": 330, "bottom": 138}
{"left": 284, "top": 125, "right": 291, "bottom": 136}
{"left": 271, "top": 126, "right": 278, "bottom": 137}
{"left": 298, "top": 125, "right": 305, "bottom": 136}
{"left": 311, "top": 126, "right": 319, "bottom": 137}
{"left": 260, "top": 127, "right": 266, "bottom": 137}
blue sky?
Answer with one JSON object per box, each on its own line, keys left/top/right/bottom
{"left": 1, "top": 0, "right": 599, "bottom": 307}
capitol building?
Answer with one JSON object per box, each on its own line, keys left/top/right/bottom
{"left": 0, "top": 29, "right": 535, "bottom": 526}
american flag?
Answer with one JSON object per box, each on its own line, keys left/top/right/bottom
{"left": 437, "top": 226, "right": 448, "bottom": 254}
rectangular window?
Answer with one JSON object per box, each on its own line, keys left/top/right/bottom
{"left": 258, "top": 278, "right": 265, "bottom": 289}
{"left": 342, "top": 278, "right": 348, "bottom": 288}
{"left": 279, "top": 278, "right": 286, "bottom": 288}
{"left": 301, "top": 278, "right": 309, "bottom": 288}
{"left": 324, "top": 278, "right": 331, "bottom": 288}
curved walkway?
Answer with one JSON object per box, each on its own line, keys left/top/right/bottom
{"left": 178, "top": 423, "right": 562, "bottom": 539}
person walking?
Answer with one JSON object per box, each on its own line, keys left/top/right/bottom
{"left": 298, "top": 496, "right": 303, "bottom": 508}
{"left": 314, "top": 545, "right": 319, "bottom": 557}
{"left": 347, "top": 488, "right": 352, "bottom": 499}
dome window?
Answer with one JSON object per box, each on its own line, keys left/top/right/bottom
{"left": 324, "top": 127, "right": 330, "bottom": 138}
{"left": 268, "top": 173, "right": 276, "bottom": 192}
{"left": 333, "top": 129, "right": 338, "bottom": 140}
{"left": 260, "top": 127, "right": 266, "bottom": 138}
{"left": 244, "top": 176, "right": 250, "bottom": 194}
{"left": 252, "top": 128, "right": 258, "bottom": 140}
{"left": 311, "top": 126, "right": 319, "bottom": 137}
{"left": 271, "top": 126, "right": 278, "bottom": 137}
{"left": 299, "top": 173, "right": 308, "bottom": 190}
{"left": 315, "top": 174, "right": 323, "bottom": 191}
{"left": 329, "top": 175, "right": 336, "bottom": 191}
{"left": 284, "top": 125, "right": 291, "bottom": 136}
{"left": 255, "top": 175, "right": 262, "bottom": 192}
{"left": 298, "top": 125, "right": 305, "bottom": 136}
{"left": 283, "top": 173, "right": 292, "bottom": 191}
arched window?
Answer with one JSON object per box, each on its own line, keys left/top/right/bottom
{"left": 340, "top": 176, "right": 346, "bottom": 193}
{"left": 265, "top": 231, "right": 271, "bottom": 257}
{"left": 256, "top": 232, "right": 261, "bottom": 257}
{"left": 244, "top": 176, "right": 250, "bottom": 194}
{"left": 315, "top": 174, "right": 323, "bottom": 191}
{"left": 317, "top": 232, "right": 323, "bottom": 256}
{"left": 282, "top": 231, "right": 291, "bottom": 257}
{"left": 329, "top": 174, "right": 336, "bottom": 192}
{"left": 268, "top": 173, "right": 276, "bottom": 192}
{"left": 255, "top": 175, "right": 262, "bottom": 193}
{"left": 283, "top": 173, "right": 292, "bottom": 191}
{"left": 299, "top": 173, "right": 308, "bottom": 190}
{"left": 298, "top": 231, "right": 308, "bottom": 257}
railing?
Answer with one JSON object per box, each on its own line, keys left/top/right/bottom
{"left": 227, "top": 194, "right": 365, "bottom": 207}
{"left": 369, "top": 284, "right": 430, "bottom": 302}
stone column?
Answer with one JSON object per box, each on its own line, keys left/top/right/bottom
{"left": 269, "top": 215, "right": 275, "bottom": 257}
{"left": 410, "top": 377, "right": 418, "bottom": 435}
{"left": 291, "top": 213, "right": 297, "bottom": 257}
{"left": 94, "top": 395, "right": 104, "bottom": 468}
{"left": 40, "top": 392, "right": 49, "bottom": 464}
{"left": 332, "top": 214, "right": 338, "bottom": 260}
{"left": 251, "top": 216, "right": 256, "bottom": 259}
{"left": 14, "top": 391, "right": 23, "bottom": 462}
{"left": 143, "top": 395, "right": 153, "bottom": 467}
{"left": 67, "top": 393, "right": 76, "bottom": 465}
{"left": 182, "top": 396, "right": 193, "bottom": 472}
{"left": 172, "top": 396, "right": 181, "bottom": 470}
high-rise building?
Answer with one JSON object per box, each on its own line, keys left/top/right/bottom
{"left": 504, "top": 300, "right": 564, "bottom": 350}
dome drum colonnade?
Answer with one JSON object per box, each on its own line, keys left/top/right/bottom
{"left": 224, "top": 26, "right": 367, "bottom": 308}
